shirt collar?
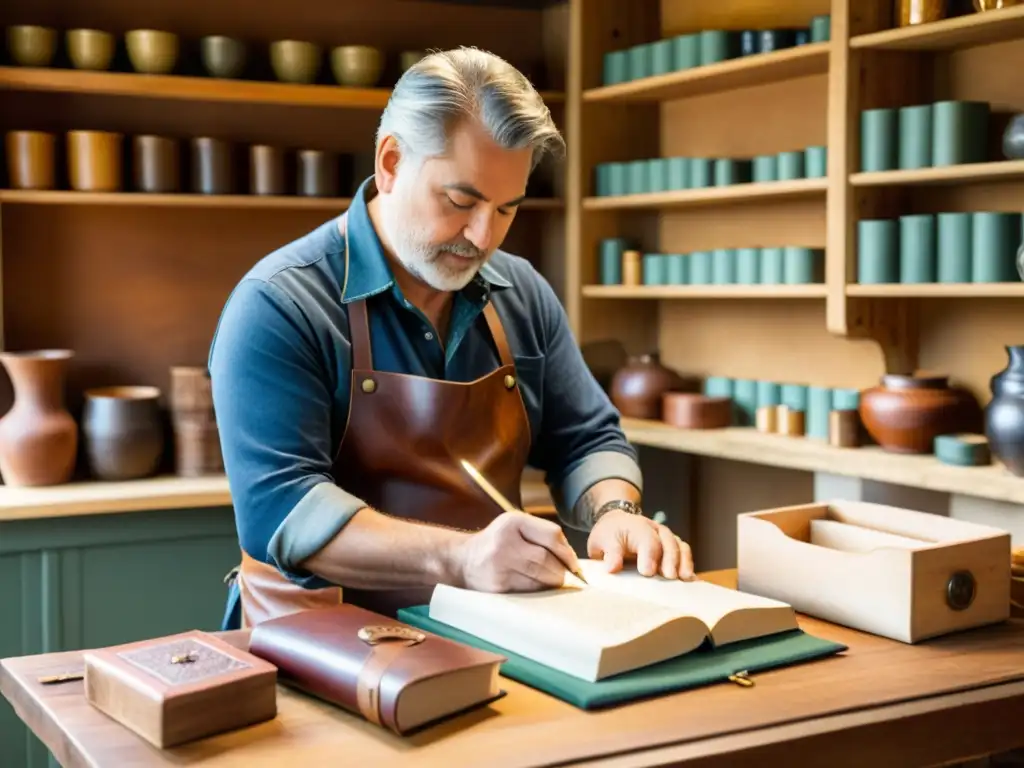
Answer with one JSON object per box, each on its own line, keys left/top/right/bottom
{"left": 333, "top": 176, "right": 513, "bottom": 304}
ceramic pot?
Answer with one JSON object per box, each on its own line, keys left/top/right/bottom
{"left": 985, "top": 346, "right": 1024, "bottom": 476}
{"left": 82, "top": 386, "right": 164, "bottom": 481}
{"left": 0, "top": 350, "right": 78, "bottom": 487}
{"left": 66, "top": 29, "right": 114, "bottom": 70}
{"left": 7, "top": 26, "right": 57, "bottom": 67}
{"left": 67, "top": 130, "right": 123, "bottom": 192}
{"left": 191, "top": 137, "right": 233, "bottom": 195}
{"left": 5, "top": 131, "right": 55, "bottom": 190}
{"left": 250, "top": 145, "right": 285, "bottom": 196}
{"left": 859, "top": 373, "right": 982, "bottom": 454}
{"left": 169, "top": 367, "right": 222, "bottom": 477}
{"left": 126, "top": 30, "right": 178, "bottom": 74}
{"left": 400, "top": 50, "right": 426, "bottom": 72}
{"left": 201, "top": 36, "right": 246, "bottom": 79}
{"left": 270, "top": 40, "right": 320, "bottom": 83}
{"left": 331, "top": 45, "right": 384, "bottom": 87}
{"left": 133, "top": 135, "right": 180, "bottom": 193}
{"left": 610, "top": 353, "right": 687, "bottom": 419}
{"left": 1004, "top": 114, "right": 1024, "bottom": 160}
{"left": 297, "top": 149, "right": 338, "bottom": 196}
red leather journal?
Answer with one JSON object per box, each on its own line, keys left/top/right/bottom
{"left": 248, "top": 604, "right": 506, "bottom": 734}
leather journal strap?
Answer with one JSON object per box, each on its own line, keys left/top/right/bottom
{"left": 354, "top": 625, "right": 426, "bottom": 727}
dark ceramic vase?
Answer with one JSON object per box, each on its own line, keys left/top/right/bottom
{"left": 859, "top": 373, "right": 981, "bottom": 454}
{"left": 609, "top": 353, "right": 686, "bottom": 420}
{"left": 1003, "top": 113, "right": 1024, "bottom": 160}
{"left": 985, "top": 345, "right": 1024, "bottom": 476}
{"left": 82, "top": 386, "right": 165, "bottom": 481}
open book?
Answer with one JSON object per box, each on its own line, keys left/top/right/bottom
{"left": 427, "top": 559, "right": 797, "bottom": 682}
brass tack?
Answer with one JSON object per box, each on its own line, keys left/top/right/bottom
{"left": 504, "top": 374, "right": 516, "bottom": 390}
{"left": 361, "top": 378, "right": 377, "bottom": 394}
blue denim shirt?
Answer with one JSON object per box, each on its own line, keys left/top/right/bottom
{"left": 208, "top": 177, "right": 642, "bottom": 590}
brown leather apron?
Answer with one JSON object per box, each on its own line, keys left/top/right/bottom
{"left": 235, "top": 216, "right": 532, "bottom": 627}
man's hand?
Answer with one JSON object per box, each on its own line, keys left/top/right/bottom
{"left": 451, "top": 511, "right": 581, "bottom": 592}
{"left": 587, "top": 510, "right": 694, "bottom": 580}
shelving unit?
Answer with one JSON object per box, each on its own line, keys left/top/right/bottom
{"left": 582, "top": 178, "right": 827, "bottom": 210}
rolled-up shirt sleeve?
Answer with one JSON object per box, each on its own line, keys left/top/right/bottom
{"left": 209, "top": 277, "right": 365, "bottom": 588}
{"left": 527, "top": 278, "right": 643, "bottom": 530}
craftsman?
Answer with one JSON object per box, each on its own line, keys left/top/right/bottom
{"left": 209, "top": 47, "right": 694, "bottom": 630}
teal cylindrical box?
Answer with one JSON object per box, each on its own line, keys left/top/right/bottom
{"left": 666, "top": 253, "right": 687, "bottom": 284}
{"left": 806, "top": 386, "right": 833, "bottom": 440}
{"left": 760, "top": 246, "right": 784, "bottom": 284}
{"left": 932, "top": 100, "right": 990, "bottom": 166}
{"left": 712, "top": 248, "right": 736, "bottom": 284}
{"left": 756, "top": 381, "right": 782, "bottom": 409}
{"left": 700, "top": 30, "right": 735, "bottom": 65}
{"left": 627, "top": 43, "right": 652, "bottom": 80}
{"left": 647, "top": 158, "right": 667, "bottom": 193}
{"left": 832, "top": 388, "right": 860, "bottom": 411}
{"left": 673, "top": 34, "right": 700, "bottom": 70}
{"left": 603, "top": 50, "right": 629, "bottom": 86}
{"left": 805, "top": 146, "right": 827, "bottom": 178}
{"left": 714, "top": 159, "right": 751, "bottom": 186}
{"left": 899, "top": 214, "right": 937, "bottom": 283}
{"left": 937, "top": 212, "right": 973, "bottom": 283}
{"left": 607, "top": 162, "right": 627, "bottom": 196}
{"left": 777, "top": 151, "right": 805, "bottom": 180}
{"left": 595, "top": 163, "right": 611, "bottom": 196}
{"left": 703, "top": 376, "right": 733, "bottom": 398}
{"left": 690, "top": 158, "right": 711, "bottom": 188}
{"left": 811, "top": 14, "right": 831, "bottom": 42}
{"left": 857, "top": 219, "right": 899, "bottom": 283}
{"left": 666, "top": 157, "right": 689, "bottom": 190}
{"left": 972, "top": 212, "right": 1018, "bottom": 282}
{"left": 626, "top": 159, "right": 648, "bottom": 195}
{"left": 643, "top": 253, "right": 666, "bottom": 285}
{"left": 784, "top": 246, "right": 824, "bottom": 284}
{"left": 599, "top": 238, "right": 627, "bottom": 285}
{"left": 732, "top": 379, "right": 758, "bottom": 426}
{"left": 736, "top": 247, "right": 760, "bottom": 284}
{"left": 898, "top": 104, "right": 933, "bottom": 170}
{"left": 690, "top": 251, "right": 712, "bottom": 284}
{"left": 753, "top": 155, "right": 778, "bottom": 183}
{"left": 861, "top": 108, "right": 898, "bottom": 172}
{"left": 650, "top": 39, "right": 673, "bottom": 76}
{"left": 781, "top": 383, "right": 808, "bottom": 412}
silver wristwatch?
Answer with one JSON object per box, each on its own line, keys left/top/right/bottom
{"left": 591, "top": 499, "right": 643, "bottom": 525}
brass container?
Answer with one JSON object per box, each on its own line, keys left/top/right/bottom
{"left": 897, "top": 0, "right": 948, "bottom": 25}
{"left": 7, "top": 25, "right": 57, "bottom": 67}
{"left": 67, "top": 29, "right": 115, "bottom": 70}
{"left": 67, "top": 130, "right": 123, "bottom": 192}
{"left": 250, "top": 145, "right": 285, "bottom": 196}
{"left": 125, "top": 29, "right": 179, "bottom": 74}
{"left": 5, "top": 131, "right": 56, "bottom": 190}
{"left": 270, "top": 40, "right": 320, "bottom": 83}
{"left": 331, "top": 45, "right": 384, "bottom": 87}
{"left": 974, "top": 0, "right": 1020, "bottom": 7}
{"left": 133, "top": 135, "right": 180, "bottom": 193}
{"left": 201, "top": 35, "right": 246, "bottom": 78}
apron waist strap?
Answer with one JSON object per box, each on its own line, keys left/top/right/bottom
{"left": 237, "top": 550, "right": 342, "bottom": 628}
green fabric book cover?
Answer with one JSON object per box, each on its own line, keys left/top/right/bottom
{"left": 398, "top": 604, "right": 847, "bottom": 709}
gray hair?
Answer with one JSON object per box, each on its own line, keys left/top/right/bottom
{"left": 376, "top": 47, "right": 564, "bottom": 171}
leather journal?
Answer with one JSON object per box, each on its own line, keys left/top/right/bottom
{"left": 248, "top": 604, "right": 507, "bottom": 734}
{"left": 83, "top": 630, "right": 278, "bottom": 748}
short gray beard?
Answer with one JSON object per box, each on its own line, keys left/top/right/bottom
{"left": 379, "top": 203, "right": 487, "bottom": 292}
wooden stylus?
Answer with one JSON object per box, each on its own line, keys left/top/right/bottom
{"left": 459, "top": 459, "right": 588, "bottom": 585}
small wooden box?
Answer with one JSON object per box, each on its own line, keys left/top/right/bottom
{"left": 84, "top": 630, "right": 277, "bottom": 748}
{"left": 736, "top": 500, "right": 1011, "bottom": 644}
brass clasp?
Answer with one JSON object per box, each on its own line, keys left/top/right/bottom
{"left": 357, "top": 625, "right": 426, "bottom": 646}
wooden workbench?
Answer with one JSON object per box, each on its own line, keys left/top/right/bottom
{"left": 2, "top": 571, "right": 1023, "bottom": 768}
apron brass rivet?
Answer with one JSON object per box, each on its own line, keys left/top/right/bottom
{"left": 504, "top": 374, "right": 516, "bottom": 390}
{"left": 362, "top": 378, "right": 377, "bottom": 394}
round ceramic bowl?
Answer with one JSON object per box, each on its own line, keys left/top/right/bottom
{"left": 67, "top": 29, "right": 115, "bottom": 71}
{"left": 270, "top": 40, "right": 320, "bottom": 83}
{"left": 201, "top": 35, "right": 246, "bottom": 79}
{"left": 7, "top": 25, "right": 57, "bottom": 67}
{"left": 331, "top": 45, "right": 384, "bottom": 87}
{"left": 399, "top": 50, "right": 426, "bottom": 73}
{"left": 125, "top": 29, "right": 179, "bottom": 74}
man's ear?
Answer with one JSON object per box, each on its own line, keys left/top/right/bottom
{"left": 375, "top": 136, "right": 401, "bottom": 194}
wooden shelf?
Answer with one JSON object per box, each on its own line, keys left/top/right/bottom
{"left": 0, "top": 67, "right": 565, "bottom": 109}
{"left": 850, "top": 5, "right": 1024, "bottom": 51}
{"left": 851, "top": 160, "right": 1024, "bottom": 187}
{"left": 847, "top": 282, "right": 1024, "bottom": 297}
{"left": 582, "top": 43, "right": 829, "bottom": 103}
{"left": 621, "top": 418, "right": 1024, "bottom": 506}
{"left": 582, "top": 178, "right": 827, "bottom": 211}
{"left": 0, "top": 190, "right": 563, "bottom": 211}
{"left": 583, "top": 285, "right": 827, "bottom": 299}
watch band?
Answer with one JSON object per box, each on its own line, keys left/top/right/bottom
{"left": 591, "top": 499, "right": 643, "bottom": 526}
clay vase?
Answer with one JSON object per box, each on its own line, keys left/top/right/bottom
{"left": 610, "top": 353, "right": 686, "bottom": 419}
{"left": 82, "top": 386, "right": 165, "bottom": 481}
{"left": 0, "top": 350, "right": 78, "bottom": 487}
{"left": 859, "top": 373, "right": 982, "bottom": 454}
{"left": 1004, "top": 113, "right": 1024, "bottom": 160}
{"left": 985, "top": 345, "right": 1024, "bottom": 476}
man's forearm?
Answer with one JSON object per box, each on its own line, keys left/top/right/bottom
{"left": 572, "top": 478, "right": 642, "bottom": 530}
{"left": 298, "top": 507, "right": 470, "bottom": 590}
